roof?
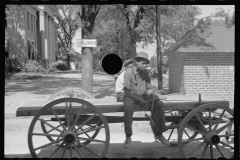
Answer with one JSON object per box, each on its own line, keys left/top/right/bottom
{"left": 163, "top": 16, "right": 235, "bottom": 55}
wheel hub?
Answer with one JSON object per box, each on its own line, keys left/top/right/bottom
{"left": 205, "top": 132, "right": 220, "bottom": 145}
{"left": 63, "top": 130, "right": 77, "bottom": 144}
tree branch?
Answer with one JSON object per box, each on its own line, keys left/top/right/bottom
{"left": 58, "top": 34, "right": 66, "bottom": 49}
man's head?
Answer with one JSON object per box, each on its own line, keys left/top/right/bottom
{"left": 134, "top": 52, "right": 150, "bottom": 70}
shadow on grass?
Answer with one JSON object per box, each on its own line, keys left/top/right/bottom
{"left": 5, "top": 73, "right": 116, "bottom": 98}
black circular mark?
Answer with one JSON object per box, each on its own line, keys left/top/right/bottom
{"left": 101, "top": 54, "right": 122, "bottom": 75}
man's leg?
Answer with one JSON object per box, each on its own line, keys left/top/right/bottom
{"left": 151, "top": 100, "right": 170, "bottom": 146}
{"left": 123, "top": 97, "right": 136, "bottom": 148}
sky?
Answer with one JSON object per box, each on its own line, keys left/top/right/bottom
{"left": 71, "top": 5, "right": 235, "bottom": 58}
{"left": 136, "top": 5, "right": 235, "bottom": 59}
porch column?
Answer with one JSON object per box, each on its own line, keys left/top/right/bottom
{"left": 52, "top": 18, "right": 55, "bottom": 62}
{"left": 34, "top": 17, "right": 37, "bottom": 49}
{"left": 39, "top": 10, "right": 45, "bottom": 59}
{"left": 45, "top": 13, "right": 48, "bottom": 60}
{"left": 48, "top": 16, "right": 52, "bottom": 63}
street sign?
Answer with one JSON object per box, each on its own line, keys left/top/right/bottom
{"left": 77, "top": 39, "right": 97, "bottom": 47}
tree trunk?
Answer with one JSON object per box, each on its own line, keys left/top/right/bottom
{"left": 130, "top": 33, "right": 137, "bottom": 57}
{"left": 156, "top": 5, "right": 163, "bottom": 90}
{"left": 67, "top": 54, "right": 70, "bottom": 70}
{"left": 81, "top": 47, "right": 93, "bottom": 95}
{"left": 81, "top": 27, "right": 93, "bottom": 95}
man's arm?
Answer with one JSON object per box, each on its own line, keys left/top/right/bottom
{"left": 124, "top": 88, "right": 147, "bottom": 105}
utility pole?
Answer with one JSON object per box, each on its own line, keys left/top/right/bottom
{"left": 156, "top": 5, "right": 163, "bottom": 90}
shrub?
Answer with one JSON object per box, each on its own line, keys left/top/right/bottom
{"left": 22, "top": 60, "right": 48, "bottom": 73}
{"left": 52, "top": 60, "right": 68, "bottom": 71}
{"left": 5, "top": 57, "right": 23, "bottom": 74}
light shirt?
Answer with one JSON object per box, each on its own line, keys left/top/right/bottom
{"left": 115, "top": 71, "right": 126, "bottom": 93}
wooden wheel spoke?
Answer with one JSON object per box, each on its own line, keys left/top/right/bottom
{"left": 213, "top": 110, "right": 225, "bottom": 131}
{"left": 183, "top": 129, "right": 191, "bottom": 139}
{"left": 216, "top": 121, "right": 233, "bottom": 134}
{"left": 219, "top": 141, "right": 234, "bottom": 149}
{"left": 80, "top": 127, "right": 92, "bottom": 138}
{"left": 65, "top": 102, "right": 71, "bottom": 129}
{"left": 73, "top": 143, "right": 83, "bottom": 158}
{"left": 76, "top": 113, "right": 97, "bottom": 132}
{"left": 76, "top": 138, "right": 100, "bottom": 158}
{"left": 51, "top": 108, "right": 66, "bottom": 131}
{"left": 78, "top": 136, "right": 106, "bottom": 143}
{"left": 49, "top": 141, "right": 64, "bottom": 158}
{"left": 188, "top": 141, "right": 206, "bottom": 157}
{"left": 201, "top": 143, "right": 209, "bottom": 158}
{"left": 78, "top": 126, "right": 104, "bottom": 136}
{"left": 183, "top": 137, "right": 204, "bottom": 143}
{"left": 214, "top": 144, "right": 225, "bottom": 157}
{"left": 69, "top": 144, "right": 72, "bottom": 158}
{"left": 34, "top": 138, "right": 63, "bottom": 151}
{"left": 210, "top": 144, "right": 213, "bottom": 159}
{"left": 61, "top": 143, "right": 67, "bottom": 158}
{"left": 218, "top": 134, "right": 234, "bottom": 137}
{"left": 209, "top": 108, "right": 212, "bottom": 131}
{"left": 70, "top": 104, "right": 83, "bottom": 130}
{"left": 32, "top": 133, "right": 62, "bottom": 137}
{"left": 195, "top": 114, "right": 207, "bottom": 132}
{"left": 186, "top": 126, "right": 205, "bottom": 135}
{"left": 42, "top": 120, "right": 62, "bottom": 133}
{"left": 168, "top": 129, "right": 174, "bottom": 141}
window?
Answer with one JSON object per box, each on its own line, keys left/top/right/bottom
{"left": 27, "top": 12, "right": 29, "bottom": 30}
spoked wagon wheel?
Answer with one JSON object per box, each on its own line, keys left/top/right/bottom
{"left": 28, "top": 98, "right": 110, "bottom": 158}
{"left": 164, "top": 111, "right": 198, "bottom": 147}
{"left": 178, "top": 103, "right": 234, "bottom": 159}
{"left": 48, "top": 88, "right": 94, "bottom": 101}
{"left": 42, "top": 88, "right": 100, "bottom": 146}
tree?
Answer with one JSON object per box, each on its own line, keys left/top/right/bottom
{"left": 56, "top": 5, "right": 81, "bottom": 69}
{"left": 93, "top": 5, "right": 132, "bottom": 61}
{"left": 211, "top": 8, "right": 232, "bottom": 24}
{"left": 115, "top": 5, "right": 200, "bottom": 57}
{"left": 77, "top": 5, "right": 101, "bottom": 95}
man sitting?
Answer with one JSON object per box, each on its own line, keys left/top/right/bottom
{"left": 122, "top": 52, "right": 170, "bottom": 148}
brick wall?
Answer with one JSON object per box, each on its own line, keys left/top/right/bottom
{"left": 169, "top": 52, "right": 234, "bottom": 108}
{"left": 168, "top": 53, "right": 185, "bottom": 94}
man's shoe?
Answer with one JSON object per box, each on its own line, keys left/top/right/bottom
{"left": 156, "top": 135, "right": 170, "bottom": 146}
{"left": 124, "top": 137, "right": 132, "bottom": 148}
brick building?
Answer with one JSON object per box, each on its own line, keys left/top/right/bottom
{"left": 163, "top": 16, "right": 234, "bottom": 106}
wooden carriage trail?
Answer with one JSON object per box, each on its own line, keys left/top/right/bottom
{"left": 14, "top": 88, "right": 234, "bottom": 159}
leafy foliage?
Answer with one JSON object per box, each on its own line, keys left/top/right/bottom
{"left": 5, "top": 57, "right": 22, "bottom": 74}
{"left": 93, "top": 5, "right": 201, "bottom": 60}
{"left": 211, "top": 8, "right": 235, "bottom": 25}
{"left": 56, "top": 5, "right": 82, "bottom": 69}
{"left": 21, "top": 60, "right": 67, "bottom": 74}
